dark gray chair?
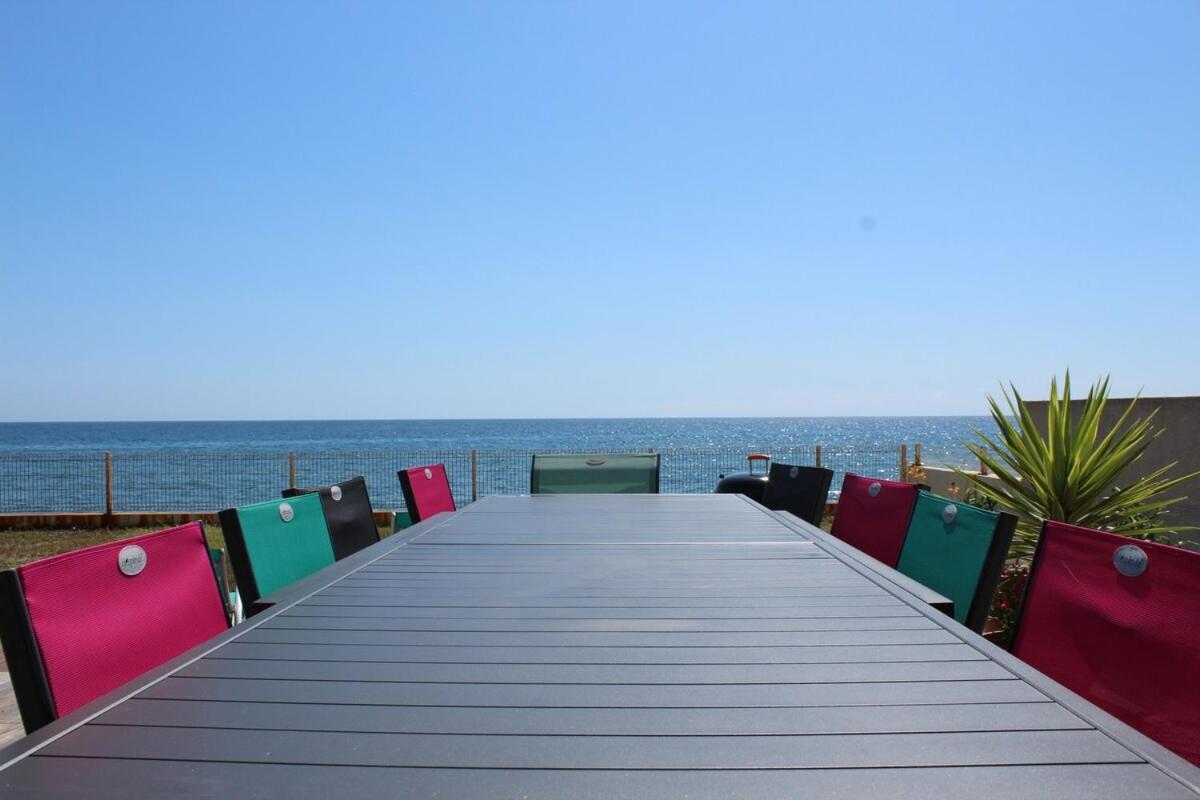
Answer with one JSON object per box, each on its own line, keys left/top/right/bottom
{"left": 760, "top": 463, "right": 833, "bottom": 525}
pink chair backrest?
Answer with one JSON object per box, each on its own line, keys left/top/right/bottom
{"left": 400, "top": 463, "right": 456, "bottom": 522}
{"left": 829, "top": 473, "right": 920, "bottom": 567}
{"left": 16, "top": 521, "right": 228, "bottom": 718}
{"left": 1012, "top": 521, "right": 1200, "bottom": 766}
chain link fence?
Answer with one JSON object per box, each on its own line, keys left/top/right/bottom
{"left": 0, "top": 445, "right": 910, "bottom": 514}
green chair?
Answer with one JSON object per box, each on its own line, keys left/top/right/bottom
{"left": 894, "top": 490, "right": 1017, "bottom": 633}
{"left": 530, "top": 453, "right": 660, "bottom": 494}
{"left": 218, "top": 493, "right": 336, "bottom": 610}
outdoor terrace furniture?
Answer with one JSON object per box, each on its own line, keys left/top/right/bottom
{"left": 759, "top": 462, "right": 833, "bottom": 525}
{"left": 894, "top": 491, "right": 1017, "bottom": 633}
{"left": 397, "top": 463, "right": 456, "bottom": 523}
{"left": 829, "top": 472, "right": 920, "bottom": 567}
{"left": 4, "top": 494, "right": 1200, "bottom": 797}
{"left": 529, "top": 452, "right": 660, "bottom": 494}
{"left": 218, "top": 493, "right": 336, "bottom": 609}
{"left": 1012, "top": 520, "right": 1200, "bottom": 766}
{"left": 282, "top": 475, "right": 381, "bottom": 560}
{"left": 0, "top": 522, "right": 229, "bottom": 734}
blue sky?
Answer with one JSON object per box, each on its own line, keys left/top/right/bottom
{"left": 2, "top": 2, "right": 1197, "bottom": 421}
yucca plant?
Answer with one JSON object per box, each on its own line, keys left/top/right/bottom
{"left": 956, "top": 374, "right": 1197, "bottom": 559}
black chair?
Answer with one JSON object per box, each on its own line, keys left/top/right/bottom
{"left": 760, "top": 463, "right": 833, "bottom": 525}
{"left": 282, "top": 475, "right": 380, "bottom": 560}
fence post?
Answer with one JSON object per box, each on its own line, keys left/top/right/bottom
{"left": 288, "top": 452, "right": 297, "bottom": 489}
{"left": 104, "top": 451, "right": 114, "bottom": 522}
{"left": 470, "top": 449, "right": 478, "bottom": 502}
{"left": 814, "top": 445, "right": 822, "bottom": 468}
{"left": 914, "top": 442, "right": 922, "bottom": 467}
{"left": 899, "top": 444, "right": 909, "bottom": 482}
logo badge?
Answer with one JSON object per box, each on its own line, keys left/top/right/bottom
{"left": 1113, "top": 544, "right": 1148, "bottom": 577}
{"left": 586, "top": 457, "right": 606, "bottom": 466}
{"left": 789, "top": 466, "right": 799, "bottom": 478}
{"left": 424, "top": 468, "right": 433, "bottom": 479}
{"left": 118, "top": 545, "right": 147, "bottom": 577}
{"left": 279, "top": 502, "right": 294, "bottom": 522}
{"left": 868, "top": 481, "right": 882, "bottom": 497}
{"left": 942, "top": 504, "right": 958, "bottom": 525}
{"left": 330, "top": 485, "right": 343, "bottom": 502}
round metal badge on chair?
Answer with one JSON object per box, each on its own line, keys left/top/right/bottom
{"left": 586, "top": 458, "right": 606, "bottom": 466}
{"left": 424, "top": 468, "right": 433, "bottom": 480}
{"left": 942, "top": 504, "right": 958, "bottom": 525}
{"left": 1113, "top": 544, "right": 1148, "bottom": 577}
{"left": 330, "top": 485, "right": 343, "bottom": 502}
{"left": 789, "top": 466, "right": 799, "bottom": 478}
{"left": 118, "top": 545, "right": 147, "bottom": 577}
{"left": 279, "top": 502, "right": 294, "bottom": 522}
{"left": 868, "top": 481, "right": 882, "bottom": 497}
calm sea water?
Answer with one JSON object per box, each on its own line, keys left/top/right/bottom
{"left": 0, "top": 418, "right": 994, "bottom": 513}
{"left": 0, "top": 417, "right": 991, "bottom": 465}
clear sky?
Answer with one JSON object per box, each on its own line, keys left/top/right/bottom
{"left": 2, "top": 2, "right": 1197, "bottom": 421}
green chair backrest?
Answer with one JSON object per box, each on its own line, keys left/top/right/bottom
{"left": 530, "top": 453, "right": 660, "bottom": 494}
{"left": 895, "top": 491, "right": 1016, "bottom": 632}
{"left": 218, "top": 493, "right": 336, "bottom": 605}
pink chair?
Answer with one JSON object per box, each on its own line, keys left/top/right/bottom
{"left": 397, "top": 463, "right": 456, "bottom": 523}
{"left": 1012, "top": 520, "right": 1200, "bottom": 766}
{"left": 0, "top": 522, "right": 229, "bottom": 733}
{"left": 829, "top": 472, "right": 920, "bottom": 567}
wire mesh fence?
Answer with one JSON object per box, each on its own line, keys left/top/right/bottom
{"left": 0, "top": 445, "right": 909, "bottom": 514}
{"left": 0, "top": 452, "right": 108, "bottom": 513}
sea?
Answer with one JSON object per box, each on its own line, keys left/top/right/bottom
{"left": 0, "top": 417, "right": 991, "bottom": 458}
{"left": 0, "top": 418, "right": 994, "bottom": 514}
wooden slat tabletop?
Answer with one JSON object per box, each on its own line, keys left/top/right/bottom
{"left": 2, "top": 493, "right": 1199, "bottom": 798}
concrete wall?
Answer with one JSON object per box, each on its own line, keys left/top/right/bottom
{"left": 912, "top": 466, "right": 1004, "bottom": 501}
{"left": 1025, "top": 395, "right": 1200, "bottom": 534}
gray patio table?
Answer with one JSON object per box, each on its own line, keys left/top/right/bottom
{"left": 2, "top": 493, "right": 1199, "bottom": 798}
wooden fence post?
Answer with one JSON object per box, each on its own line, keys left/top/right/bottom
{"left": 914, "top": 442, "right": 922, "bottom": 467}
{"left": 470, "top": 449, "right": 478, "bottom": 502}
{"left": 288, "top": 452, "right": 297, "bottom": 489}
{"left": 104, "top": 451, "right": 114, "bottom": 522}
{"left": 814, "top": 445, "right": 822, "bottom": 468}
{"left": 899, "top": 444, "right": 909, "bottom": 482}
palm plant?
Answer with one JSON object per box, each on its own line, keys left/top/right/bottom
{"left": 956, "top": 374, "right": 1197, "bottom": 559}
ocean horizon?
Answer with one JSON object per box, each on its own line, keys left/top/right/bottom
{"left": 0, "top": 416, "right": 992, "bottom": 464}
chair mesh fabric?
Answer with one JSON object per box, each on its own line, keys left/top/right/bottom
{"left": 760, "top": 463, "right": 833, "bottom": 525}
{"left": 530, "top": 454, "right": 660, "bottom": 494}
{"left": 1012, "top": 521, "right": 1200, "bottom": 766}
{"left": 896, "top": 492, "right": 1004, "bottom": 627}
{"left": 283, "top": 476, "right": 380, "bottom": 560}
{"left": 829, "top": 473, "right": 920, "bottom": 567}
{"left": 227, "top": 493, "right": 336, "bottom": 600}
{"left": 15, "top": 522, "right": 227, "bottom": 719}
{"left": 399, "top": 464, "right": 456, "bottom": 522}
